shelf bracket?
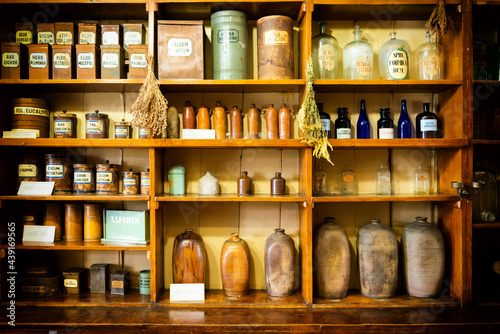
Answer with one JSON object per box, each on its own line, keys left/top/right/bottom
{"left": 296, "top": 2, "right": 307, "bottom": 27}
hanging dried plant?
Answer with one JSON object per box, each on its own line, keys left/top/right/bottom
{"left": 298, "top": 55, "right": 333, "bottom": 165}
{"left": 425, "top": 0, "right": 453, "bottom": 42}
{"left": 128, "top": 56, "right": 168, "bottom": 136}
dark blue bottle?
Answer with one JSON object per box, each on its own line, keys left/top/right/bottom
{"left": 357, "top": 100, "right": 370, "bottom": 139}
{"left": 397, "top": 99, "right": 412, "bottom": 138}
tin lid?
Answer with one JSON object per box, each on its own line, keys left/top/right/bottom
{"left": 90, "top": 263, "right": 109, "bottom": 269}
{"left": 51, "top": 44, "right": 74, "bottom": 50}
{"left": 211, "top": 10, "right": 247, "bottom": 20}
{"left": 54, "top": 110, "right": 76, "bottom": 118}
{"left": 115, "top": 120, "right": 130, "bottom": 126}
{"left": 122, "top": 169, "right": 138, "bottom": 176}
{"left": 63, "top": 267, "right": 86, "bottom": 274}
{"left": 158, "top": 20, "right": 203, "bottom": 26}
{"left": 85, "top": 110, "right": 108, "bottom": 119}
{"left": 45, "top": 153, "right": 64, "bottom": 159}
{"left": 123, "top": 23, "right": 144, "bottom": 29}
{"left": 257, "top": 15, "right": 293, "bottom": 25}
{"left": 111, "top": 270, "right": 130, "bottom": 276}
{"left": 168, "top": 164, "right": 185, "bottom": 174}
{"left": 12, "top": 97, "right": 49, "bottom": 108}
{"left": 96, "top": 160, "right": 117, "bottom": 169}
{"left": 128, "top": 44, "right": 149, "bottom": 52}
{"left": 139, "top": 269, "right": 151, "bottom": 276}
{"left": 73, "top": 163, "right": 94, "bottom": 169}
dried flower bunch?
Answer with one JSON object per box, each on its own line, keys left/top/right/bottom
{"left": 425, "top": 0, "right": 453, "bottom": 42}
{"left": 128, "top": 56, "right": 168, "bottom": 136}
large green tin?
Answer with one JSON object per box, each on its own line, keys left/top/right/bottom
{"left": 211, "top": 10, "right": 248, "bottom": 80}
{"left": 168, "top": 164, "right": 186, "bottom": 195}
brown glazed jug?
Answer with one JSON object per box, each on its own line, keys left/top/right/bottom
{"left": 263, "top": 104, "right": 278, "bottom": 139}
{"left": 278, "top": 103, "right": 293, "bottom": 139}
{"left": 247, "top": 103, "right": 261, "bottom": 139}
{"left": 167, "top": 105, "right": 179, "bottom": 138}
{"left": 213, "top": 101, "right": 227, "bottom": 139}
{"left": 265, "top": 228, "right": 295, "bottom": 297}
{"left": 237, "top": 171, "right": 252, "bottom": 196}
{"left": 220, "top": 232, "right": 250, "bottom": 297}
{"left": 402, "top": 216, "right": 445, "bottom": 298}
{"left": 270, "top": 172, "right": 286, "bottom": 195}
{"left": 197, "top": 103, "right": 211, "bottom": 130}
{"left": 173, "top": 229, "right": 206, "bottom": 283}
{"left": 230, "top": 105, "right": 243, "bottom": 139}
{"left": 357, "top": 219, "right": 398, "bottom": 299}
{"left": 314, "top": 217, "right": 350, "bottom": 299}
{"left": 182, "top": 101, "right": 196, "bottom": 129}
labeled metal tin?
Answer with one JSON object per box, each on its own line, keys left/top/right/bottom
{"left": 140, "top": 169, "right": 150, "bottom": 195}
{"left": 18, "top": 154, "right": 43, "bottom": 188}
{"left": 85, "top": 110, "right": 109, "bottom": 139}
{"left": 90, "top": 263, "right": 109, "bottom": 294}
{"left": 1, "top": 42, "right": 28, "bottom": 79}
{"left": 122, "top": 170, "right": 139, "bottom": 195}
{"left": 37, "top": 23, "right": 55, "bottom": 44}
{"left": 114, "top": 120, "right": 131, "bottom": 139}
{"left": 76, "top": 44, "right": 99, "bottom": 79}
{"left": 55, "top": 22, "right": 74, "bottom": 45}
{"left": 101, "top": 24, "right": 122, "bottom": 46}
{"left": 73, "top": 163, "right": 95, "bottom": 194}
{"left": 84, "top": 203, "right": 102, "bottom": 241}
{"left": 140, "top": 269, "right": 151, "bottom": 295}
{"left": 53, "top": 110, "right": 77, "bottom": 138}
{"left": 28, "top": 44, "right": 51, "bottom": 79}
{"left": 45, "top": 153, "right": 72, "bottom": 194}
{"left": 111, "top": 271, "right": 130, "bottom": 295}
{"left": 168, "top": 164, "right": 185, "bottom": 195}
{"left": 62, "top": 267, "right": 86, "bottom": 294}
{"left": 78, "top": 23, "right": 101, "bottom": 45}
{"left": 15, "top": 22, "right": 33, "bottom": 44}
{"left": 128, "top": 44, "right": 148, "bottom": 79}
{"left": 100, "top": 45, "right": 124, "bottom": 79}
{"left": 123, "top": 23, "right": 145, "bottom": 58}
{"left": 96, "top": 160, "right": 119, "bottom": 194}
{"left": 20, "top": 275, "right": 61, "bottom": 297}
{"left": 12, "top": 98, "right": 50, "bottom": 138}
{"left": 52, "top": 45, "right": 73, "bottom": 80}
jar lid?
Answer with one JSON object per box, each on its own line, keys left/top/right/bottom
{"left": 115, "top": 121, "right": 130, "bottom": 126}
{"left": 12, "top": 98, "right": 49, "bottom": 108}
{"left": 122, "top": 170, "right": 138, "bottom": 176}
{"left": 96, "top": 161, "right": 117, "bottom": 168}
{"left": 73, "top": 163, "right": 94, "bottom": 168}
{"left": 54, "top": 111, "right": 76, "bottom": 118}
{"left": 168, "top": 165, "right": 185, "bottom": 173}
{"left": 85, "top": 110, "right": 108, "bottom": 119}
{"left": 211, "top": 10, "right": 247, "bottom": 20}
{"left": 45, "top": 153, "right": 64, "bottom": 159}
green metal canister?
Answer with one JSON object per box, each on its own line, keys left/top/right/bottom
{"left": 168, "top": 164, "right": 185, "bottom": 195}
{"left": 211, "top": 10, "right": 248, "bottom": 80}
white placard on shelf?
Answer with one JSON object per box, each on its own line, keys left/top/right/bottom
{"left": 17, "top": 181, "right": 54, "bottom": 196}
{"left": 170, "top": 283, "right": 205, "bottom": 301}
{"left": 182, "top": 129, "right": 216, "bottom": 139}
{"left": 23, "top": 225, "right": 55, "bottom": 243}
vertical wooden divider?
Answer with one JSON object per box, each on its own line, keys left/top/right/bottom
{"left": 299, "top": 147, "right": 313, "bottom": 305}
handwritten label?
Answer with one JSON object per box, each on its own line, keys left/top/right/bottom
{"left": 318, "top": 44, "right": 335, "bottom": 71}
{"left": 18, "top": 164, "right": 37, "bottom": 178}
{"left": 56, "top": 31, "right": 73, "bottom": 44}
{"left": 102, "top": 31, "right": 119, "bottom": 45}
{"left": 16, "top": 30, "right": 32, "bottom": 44}
{"left": 356, "top": 56, "right": 371, "bottom": 78}
{"left": 97, "top": 171, "right": 113, "bottom": 184}
{"left": 130, "top": 53, "right": 147, "bottom": 68}
{"left": 77, "top": 52, "right": 94, "bottom": 69}
{"left": 168, "top": 38, "right": 192, "bottom": 57}
{"left": 124, "top": 31, "right": 142, "bottom": 46}
{"left": 74, "top": 171, "right": 92, "bottom": 184}
{"left": 54, "top": 120, "right": 72, "bottom": 133}
{"left": 102, "top": 53, "right": 119, "bottom": 68}
{"left": 2, "top": 52, "right": 19, "bottom": 68}
{"left": 29, "top": 52, "right": 48, "bottom": 69}
{"left": 53, "top": 52, "right": 71, "bottom": 69}
{"left": 79, "top": 31, "right": 96, "bottom": 44}
{"left": 38, "top": 31, "right": 54, "bottom": 44}
{"left": 86, "top": 119, "right": 104, "bottom": 134}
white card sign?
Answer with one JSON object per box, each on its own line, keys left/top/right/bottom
{"left": 17, "top": 181, "right": 54, "bottom": 196}
{"left": 182, "top": 129, "right": 216, "bottom": 139}
{"left": 169, "top": 283, "right": 205, "bottom": 302}
{"left": 23, "top": 225, "right": 55, "bottom": 242}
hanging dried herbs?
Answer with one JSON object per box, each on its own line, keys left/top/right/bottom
{"left": 298, "top": 55, "right": 333, "bottom": 165}
{"left": 128, "top": 56, "right": 168, "bottom": 136}
{"left": 425, "top": 0, "right": 453, "bottom": 42}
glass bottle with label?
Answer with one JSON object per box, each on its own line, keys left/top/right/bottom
{"left": 377, "top": 164, "right": 391, "bottom": 195}
{"left": 317, "top": 103, "right": 331, "bottom": 139}
{"left": 415, "top": 33, "right": 444, "bottom": 80}
{"left": 357, "top": 100, "right": 370, "bottom": 139}
{"left": 335, "top": 107, "right": 351, "bottom": 139}
{"left": 414, "top": 166, "right": 429, "bottom": 195}
{"left": 377, "top": 108, "right": 394, "bottom": 139}
{"left": 313, "top": 165, "right": 328, "bottom": 195}
{"left": 312, "top": 22, "right": 339, "bottom": 79}
{"left": 397, "top": 99, "right": 412, "bottom": 138}
{"left": 379, "top": 31, "right": 410, "bottom": 80}
{"left": 340, "top": 165, "right": 355, "bottom": 195}
{"left": 416, "top": 103, "right": 439, "bottom": 138}
{"left": 343, "top": 25, "right": 373, "bottom": 80}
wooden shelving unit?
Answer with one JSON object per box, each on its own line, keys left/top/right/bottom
{"left": 1, "top": 240, "right": 150, "bottom": 251}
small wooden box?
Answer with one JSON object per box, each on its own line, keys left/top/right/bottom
{"left": 90, "top": 263, "right": 109, "bottom": 294}
{"left": 28, "top": 44, "right": 51, "bottom": 79}
{"left": 78, "top": 23, "right": 101, "bottom": 45}
{"left": 1, "top": 42, "right": 27, "bottom": 79}
{"left": 102, "top": 24, "right": 122, "bottom": 46}
{"left": 128, "top": 44, "right": 148, "bottom": 79}
{"left": 76, "top": 44, "right": 99, "bottom": 79}
{"left": 123, "top": 23, "right": 145, "bottom": 58}
{"left": 63, "top": 267, "right": 87, "bottom": 294}
{"left": 100, "top": 45, "right": 124, "bottom": 79}
{"left": 55, "top": 22, "right": 75, "bottom": 45}
{"left": 37, "top": 23, "right": 55, "bottom": 45}
{"left": 52, "top": 44, "right": 73, "bottom": 79}
{"left": 20, "top": 275, "right": 61, "bottom": 297}
{"left": 16, "top": 22, "right": 33, "bottom": 44}
{"left": 111, "top": 271, "right": 130, "bottom": 295}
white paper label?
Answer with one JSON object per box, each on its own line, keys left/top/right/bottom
{"left": 53, "top": 52, "right": 71, "bottom": 69}
{"left": 2, "top": 52, "right": 19, "bottom": 68}
{"left": 141, "top": 177, "right": 150, "bottom": 186}
{"left": 170, "top": 283, "right": 205, "bottom": 301}
{"left": 29, "top": 52, "right": 47, "bottom": 69}
{"left": 103, "top": 31, "right": 119, "bottom": 45}
{"left": 22, "top": 225, "right": 55, "bottom": 243}
{"left": 336, "top": 128, "right": 351, "bottom": 139}
{"left": 264, "top": 30, "right": 288, "bottom": 45}
{"left": 124, "top": 31, "right": 142, "bottom": 46}
{"left": 168, "top": 38, "right": 192, "bottom": 57}
{"left": 77, "top": 52, "right": 94, "bottom": 69}
{"left": 102, "top": 53, "right": 119, "bottom": 68}
{"left": 115, "top": 128, "right": 129, "bottom": 136}
{"left": 387, "top": 48, "right": 409, "bottom": 80}
{"left": 423, "top": 53, "right": 439, "bottom": 76}
{"left": 379, "top": 128, "right": 394, "bottom": 139}
{"left": 320, "top": 119, "right": 330, "bottom": 131}
{"left": 18, "top": 164, "right": 37, "bottom": 178}
{"left": 130, "top": 53, "right": 147, "bottom": 68}
{"left": 74, "top": 171, "right": 92, "bottom": 184}
{"left": 97, "top": 171, "right": 113, "bottom": 184}
{"left": 86, "top": 120, "right": 104, "bottom": 134}
{"left": 420, "top": 119, "right": 438, "bottom": 132}
{"left": 56, "top": 31, "right": 72, "bottom": 44}
{"left": 16, "top": 30, "right": 32, "bottom": 44}
{"left": 46, "top": 164, "right": 64, "bottom": 179}
{"left": 123, "top": 178, "right": 137, "bottom": 186}
{"left": 38, "top": 31, "right": 54, "bottom": 44}
{"left": 54, "top": 120, "right": 72, "bottom": 133}
{"left": 79, "top": 31, "right": 96, "bottom": 44}
{"left": 64, "top": 279, "right": 78, "bottom": 288}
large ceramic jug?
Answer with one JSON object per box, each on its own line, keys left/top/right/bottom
{"left": 172, "top": 229, "right": 206, "bottom": 283}
{"left": 265, "top": 228, "right": 295, "bottom": 297}
{"left": 221, "top": 232, "right": 250, "bottom": 296}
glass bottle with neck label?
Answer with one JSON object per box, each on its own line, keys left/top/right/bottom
{"left": 335, "top": 107, "right": 351, "bottom": 139}
{"left": 379, "top": 31, "right": 410, "bottom": 80}
{"left": 312, "top": 22, "right": 339, "bottom": 79}
{"left": 343, "top": 25, "right": 373, "bottom": 80}
{"left": 415, "top": 33, "right": 444, "bottom": 80}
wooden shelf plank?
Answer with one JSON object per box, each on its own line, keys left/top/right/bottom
{"left": 0, "top": 194, "right": 149, "bottom": 201}
{"left": 472, "top": 139, "right": 500, "bottom": 145}
{"left": 312, "top": 194, "right": 461, "bottom": 202}
{"left": 1, "top": 0, "right": 146, "bottom": 3}
{"left": 473, "top": 222, "right": 500, "bottom": 228}
{"left": 313, "top": 79, "right": 462, "bottom": 93}
{"left": 326, "top": 138, "right": 468, "bottom": 148}
{"left": 159, "top": 289, "right": 306, "bottom": 308}
{"left": 1, "top": 240, "right": 150, "bottom": 251}
{"left": 474, "top": 1, "right": 500, "bottom": 5}
{"left": 157, "top": 193, "right": 306, "bottom": 202}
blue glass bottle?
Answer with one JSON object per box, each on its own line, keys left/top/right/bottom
{"left": 397, "top": 99, "right": 412, "bottom": 138}
{"left": 357, "top": 100, "right": 370, "bottom": 139}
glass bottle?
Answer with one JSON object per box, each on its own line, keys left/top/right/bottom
{"left": 335, "top": 107, "right": 351, "bottom": 139}
{"left": 472, "top": 167, "right": 498, "bottom": 222}
{"left": 317, "top": 103, "right": 331, "bottom": 139}
{"left": 313, "top": 165, "right": 328, "bottom": 195}
{"left": 414, "top": 166, "right": 429, "bottom": 195}
{"left": 340, "top": 165, "right": 355, "bottom": 195}
{"left": 415, "top": 33, "right": 444, "bottom": 80}
{"left": 379, "top": 31, "right": 411, "bottom": 80}
{"left": 357, "top": 100, "right": 370, "bottom": 139}
{"left": 343, "top": 25, "right": 373, "bottom": 80}
{"left": 377, "top": 108, "right": 394, "bottom": 139}
{"left": 397, "top": 99, "right": 412, "bottom": 139}
{"left": 312, "top": 21, "right": 339, "bottom": 79}
{"left": 377, "top": 164, "right": 391, "bottom": 195}
{"left": 416, "top": 103, "right": 439, "bottom": 138}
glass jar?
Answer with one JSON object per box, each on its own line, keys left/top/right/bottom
{"left": 414, "top": 166, "right": 429, "bottom": 195}
{"left": 335, "top": 107, "right": 351, "bottom": 139}
{"left": 317, "top": 103, "right": 331, "bottom": 139}
{"left": 379, "top": 31, "right": 410, "bottom": 80}
{"left": 343, "top": 25, "right": 373, "bottom": 80}
{"left": 377, "top": 164, "right": 391, "bottom": 195}
{"left": 312, "top": 21, "right": 338, "bottom": 79}
{"left": 313, "top": 165, "right": 327, "bottom": 195}
{"left": 340, "top": 165, "right": 354, "bottom": 195}
{"left": 377, "top": 108, "right": 394, "bottom": 139}
{"left": 415, "top": 33, "right": 444, "bottom": 80}
{"left": 416, "top": 103, "right": 439, "bottom": 138}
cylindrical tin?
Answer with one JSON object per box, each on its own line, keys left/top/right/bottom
{"left": 53, "top": 110, "right": 77, "bottom": 138}
{"left": 122, "top": 170, "right": 139, "bottom": 195}
{"left": 45, "top": 153, "right": 73, "bottom": 194}
{"left": 73, "top": 163, "right": 95, "bottom": 194}
{"left": 85, "top": 110, "right": 109, "bottom": 139}
{"left": 95, "top": 161, "right": 119, "bottom": 194}
{"left": 43, "top": 203, "right": 63, "bottom": 241}
{"left": 83, "top": 203, "right": 102, "bottom": 241}
{"left": 211, "top": 10, "right": 248, "bottom": 80}
{"left": 257, "top": 15, "right": 294, "bottom": 79}
{"left": 139, "top": 270, "right": 151, "bottom": 295}
{"left": 64, "top": 203, "right": 83, "bottom": 241}
{"left": 12, "top": 98, "right": 50, "bottom": 138}
{"left": 168, "top": 165, "right": 185, "bottom": 195}
{"left": 141, "top": 169, "right": 150, "bottom": 195}
{"left": 18, "top": 154, "right": 43, "bottom": 189}
{"left": 114, "top": 120, "right": 131, "bottom": 139}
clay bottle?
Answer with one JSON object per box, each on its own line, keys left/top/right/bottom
{"left": 173, "top": 229, "right": 206, "bottom": 283}
{"left": 357, "top": 219, "right": 398, "bottom": 299}
{"left": 230, "top": 105, "right": 243, "bottom": 139}
{"left": 237, "top": 171, "right": 252, "bottom": 196}
{"left": 197, "top": 103, "right": 211, "bottom": 130}
{"left": 265, "top": 228, "right": 295, "bottom": 297}
{"left": 167, "top": 105, "right": 179, "bottom": 139}
{"left": 314, "top": 217, "right": 350, "bottom": 299}
{"left": 182, "top": 101, "right": 196, "bottom": 129}
{"left": 247, "top": 103, "right": 261, "bottom": 139}
{"left": 263, "top": 104, "right": 278, "bottom": 139}
{"left": 279, "top": 103, "right": 293, "bottom": 139}
{"left": 213, "top": 101, "right": 227, "bottom": 139}
{"left": 402, "top": 216, "right": 445, "bottom": 298}
{"left": 270, "top": 172, "right": 286, "bottom": 195}
{"left": 220, "top": 232, "right": 250, "bottom": 297}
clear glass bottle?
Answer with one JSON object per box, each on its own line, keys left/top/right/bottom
{"left": 416, "top": 103, "right": 439, "bottom": 138}
{"left": 472, "top": 167, "right": 498, "bottom": 222}
{"left": 414, "top": 166, "right": 429, "bottom": 195}
{"left": 357, "top": 100, "right": 370, "bottom": 139}
{"left": 312, "top": 22, "right": 339, "bottom": 79}
{"left": 313, "top": 165, "right": 328, "bottom": 195}
{"left": 377, "top": 164, "right": 391, "bottom": 195}
{"left": 415, "top": 33, "right": 444, "bottom": 80}
{"left": 317, "top": 103, "right": 331, "bottom": 139}
{"left": 377, "top": 108, "right": 394, "bottom": 139}
{"left": 340, "top": 165, "right": 355, "bottom": 195}
{"left": 335, "top": 107, "right": 351, "bottom": 139}
{"left": 379, "top": 31, "right": 411, "bottom": 80}
{"left": 397, "top": 99, "right": 412, "bottom": 139}
{"left": 343, "top": 25, "right": 373, "bottom": 80}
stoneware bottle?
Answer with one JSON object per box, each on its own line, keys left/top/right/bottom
{"left": 167, "top": 105, "right": 179, "bottom": 139}
{"left": 265, "top": 228, "right": 295, "bottom": 297}
{"left": 213, "top": 101, "right": 227, "bottom": 139}
{"left": 173, "top": 229, "right": 206, "bottom": 283}
{"left": 263, "top": 104, "right": 278, "bottom": 139}
{"left": 314, "top": 217, "right": 350, "bottom": 299}
{"left": 183, "top": 101, "right": 196, "bottom": 129}
{"left": 198, "top": 171, "right": 220, "bottom": 195}
{"left": 247, "top": 103, "right": 261, "bottom": 139}
{"left": 270, "top": 172, "right": 286, "bottom": 195}
{"left": 237, "top": 171, "right": 252, "bottom": 196}
{"left": 402, "top": 216, "right": 445, "bottom": 298}
{"left": 357, "top": 219, "right": 398, "bottom": 299}
{"left": 230, "top": 105, "right": 243, "bottom": 139}
{"left": 220, "top": 232, "right": 250, "bottom": 297}
{"left": 197, "top": 103, "right": 211, "bottom": 130}
{"left": 278, "top": 103, "right": 293, "bottom": 139}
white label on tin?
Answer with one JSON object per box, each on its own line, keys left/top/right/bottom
{"left": 11, "top": 128, "right": 40, "bottom": 137}
{"left": 74, "top": 171, "right": 92, "bottom": 184}
{"left": 38, "top": 31, "right": 54, "bottom": 44}
{"left": 123, "top": 177, "right": 137, "bottom": 186}
{"left": 168, "top": 38, "right": 192, "bottom": 57}
{"left": 56, "top": 31, "right": 73, "bottom": 44}
{"left": 29, "top": 52, "right": 47, "bottom": 68}
{"left": 2, "top": 52, "right": 19, "bottom": 68}
{"left": 64, "top": 279, "right": 78, "bottom": 288}
{"left": 378, "top": 128, "right": 394, "bottom": 139}
{"left": 54, "top": 120, "right": 72, "bottom": 134}
{"left": 420, "top": 119, "right": 438, "bottom": 132}
{"left": 141, "top": 177, "right": 150, "bottom": 186}
{"left": 217, "top": 29, "right": 239, "bottom": 44}
{"left": 264, "top": 30, "right": 288, "bottom": 45}
{"left": 77, "top": 52, "right": 94, "bottom": 69}
{"left": 46, "top": 164, "right": 64, "bottom": 179}
{"left": 16, "top": 30, "right": 32, "bottom": 44}
{"left": 79, "top": 31, "right": 96, "bottom": 44}
{"left": 18, "top": 164, "right": 37, "bottom": 178}
{"left": 86, "top": 120, "right": 104, "bottom": 134}
{"left": 139, "top": 128, "right": 148, "bottom": 136}
{"left": 14, "top": 106, "right": 49, "bottom": 117}
{"left": 115, "top": 128, "right": 129, "bottom": 136}
{"left": 97, "top": 171, "right": 113, "bottom": 184}
{"left": 102, "top": 53, "right": 119, "bottom": 68}
{"left": 53, "top": 52, "right": 71, "bottom": 69}
{"left": 130, "top": 53, "right": 147, "bottom": 68}
{"left": 124, "top": 31, "right": 142, "bottom": 46}
{"left": 336, "top": 128, "right": 351, "bottom": 139}
{"left": 102, "top": 31, "right": 118, "bottom": 45}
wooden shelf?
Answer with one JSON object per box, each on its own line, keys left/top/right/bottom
{"left": 326, "top": 138, "right": 468, "bottom": 148}
{"left": 312, "top": 194, "right": 461, "bottom": 202}
{"left": 474, "top": 1, "right": 500, "bottom": 5}
{"left": 1, "top": 240, "right": 150, "bottom": 251}
{"left": 0, "top": 194, "right": 149, "bottom": 201}
{"left": 473, "top": 222, "right": 500, "bottom": 228}
{"left": 313, "top": 79, "right": 462, "bottom": 93}
{"left": 0, "top": 79, "right": 144, "bottom": 93}
{"left": 159, "top": 79, "right": 305, "bottom": 93}
{"left": 159, "top": 289, "right": 306, "bottom": 308}
{"left": 157, "top": 193, "right": 306, "bottom": 202}
{"left": 472, "top": 139, "right": 500, "bottom": 145}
